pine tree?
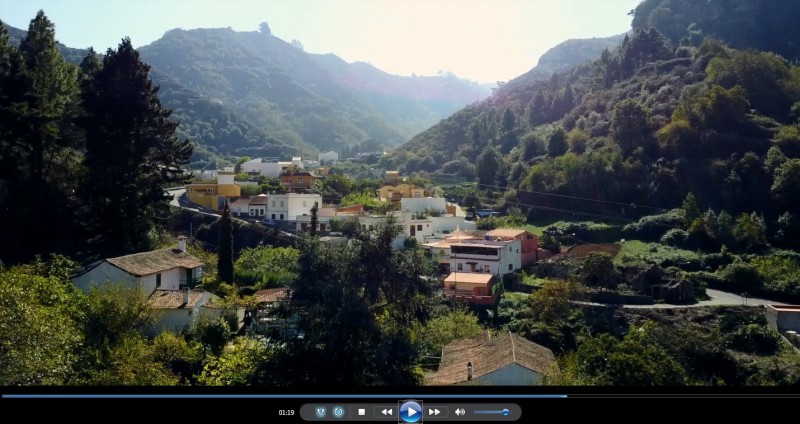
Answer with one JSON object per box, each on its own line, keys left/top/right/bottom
{"left": 217, "top": 201, "right": 234, "bottom": 284}
{"left": 0, "top": 13, "right": 80, "bottom": 263}
{"left": 309, "top": 201, "right": 319, "bottom": 237}
{"left": 79, "top": 38, "right": 192, "bottom": 255}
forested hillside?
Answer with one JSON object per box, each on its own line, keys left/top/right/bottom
{"left": 393, "top": 0, "right": 800, "bottom": 247}
{"left": 137, "top": 24, "right": 490, "bottom": 158}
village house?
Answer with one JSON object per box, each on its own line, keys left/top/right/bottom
{"left": 485, "top": 228, "right": 539, "bottom": 266}
{"left": 185, "top": 170, "right": 241, "bottom": 210}
{"left": 242, "top": 156, "right": 304, "bottom": 178}
{"left": 442, "top": 272, "right": 502, "bottom": 305}
{"left": 376, "top": 183, "right": 424, "bottom": 204}
{"left": 280, "top": 170, "right": 316, "bottom": 193}
{"left": 266, "top": 193, "right": 323, "bottom": 222}
{"left": 449, "top": 236, "right": 521, "bottom": 276}
{"left": 426, "top": 331, "right": 556, "bottom": 386}
{"left": 71, "top": 237, "right": 218, "bottom": 335}
{"left": 296, "top": 206, "right": 336, "bottom": 233}
{"left": 422, "top": 229, "right": 486, "bottom": 274}
{"left": 248, "top": 194, "right": 268, "bottom": 218}
{"left": 229, "top": 196, "right": 252, "bottom": 217}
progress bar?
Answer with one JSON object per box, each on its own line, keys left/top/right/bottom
{"left": 3, "top": 394, "right": 567, "bottom": 399}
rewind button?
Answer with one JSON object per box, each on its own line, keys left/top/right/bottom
{"left": 374, "top": 406, "right": 396, "bottom": 419}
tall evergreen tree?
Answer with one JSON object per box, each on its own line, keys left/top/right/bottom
{"left": 217, "top": 201, "right": 234, "bottom": 284}
{"left": 0, "top": 13, "right": 80, "bottom": 263}
{"left": 79, "top": 38, "right": 192, "bottom": 255}
{"left": 309, "top": 201, "right": 319, "bottom": 237}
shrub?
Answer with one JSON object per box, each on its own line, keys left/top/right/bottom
{"left": 623, "top": 209, "right": 685, "bottom": 241}
{"left": 725, "top": 324, "right": 782, "bottom": 355}
{"left": 660, "top": 229, "right": 688, "bottom": 247}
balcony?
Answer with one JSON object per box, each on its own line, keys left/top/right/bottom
{"left": 179, "top": 277, "right": 202, "bottom": 289}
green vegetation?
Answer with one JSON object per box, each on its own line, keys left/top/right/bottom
{"left": 614, "top": 240, "right": 700, "bottom": 267}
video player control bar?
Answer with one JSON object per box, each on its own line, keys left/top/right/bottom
{"left": 299, "top": 403, "right": 522, "bottom": 421}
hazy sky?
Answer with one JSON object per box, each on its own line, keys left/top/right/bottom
{"left": 1, "top": 0, "right": 641, "bottom": 83}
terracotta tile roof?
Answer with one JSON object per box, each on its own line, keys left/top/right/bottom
{"left": 486, "top": 228, "right": 528, "bottom": 238}
{"left": 106, "top": 248, "right": 203, "bottom": 277}
{"left": 317, "top": 207, "right": 336, "bottom": 217}
{"left": 249, "top": 195, "right": 269, "bottom": 205}
{"left": 230, "top": 197, "right": 253, "bottom": 207}
{"left": 148, "top": 290, "right": 207, "bottom": 309}
{"left": 445, "top": 229, "right": 486, "bottom": 241}
{"left": 444, "top": 272, "right": 495, "bottom": 285}
{"left": 426, "top": 331, "right": 556, "bottom": 386}
{"left": 254, "top": 288, "right": 290, "bottom": 303}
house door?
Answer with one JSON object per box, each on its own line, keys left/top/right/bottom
{"left": 410, "top": 225, "right": 416, "bottom": 236}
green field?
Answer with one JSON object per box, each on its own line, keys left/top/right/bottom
{"left": 614, "top": 240, "right": 701, "bottom": 267}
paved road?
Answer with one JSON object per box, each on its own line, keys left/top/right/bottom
{"left": 168, "top": 188, "right": 185, "bottom": 208}
{"left": 576, "top": 288, "right": 786, "bottom": 310}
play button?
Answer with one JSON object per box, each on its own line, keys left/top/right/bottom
{"left": 399, "top": 401, "right": 422, "bottom": 423}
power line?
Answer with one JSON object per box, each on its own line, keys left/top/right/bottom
{"left": 429, "top": 173, "right": 669, "bottom": 212}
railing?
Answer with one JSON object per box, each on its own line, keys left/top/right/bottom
{"left": 179, "top": 278, "right": 202, "bottom": 288}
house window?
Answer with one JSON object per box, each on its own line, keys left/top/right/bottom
{"left": 298, "top": 177, "right": 303, "bottom": 183}
{"left": 272, "top": 214, "right": 276, "bottom": 219}
{"left": 508, "top": 264, "right": 513, "bottom": 271}
{"left": 206, "top": 188, "right": 213, "bottom": 194}
{"left": 272, "top": 201, "right": 276, "bottom": 207}
{"left": 417, "top": 225, "right": 422, "bottom": 231}
{"left": 260, "top": 209, "right": 264, "bottom": 216}
{"left": 457, "top": 263, "right": 463, "bottom": 271}
{"left": 485, "top": 265, "right": 490, "bottom": 273}
{"left": 280, "top": 201, "right": 284, "bottom": 207}
{"left": 156, "top": 273, "right": 162, "bottom": 288}
{"left": 280, "top": 214, "right": 284, "bottom": 220}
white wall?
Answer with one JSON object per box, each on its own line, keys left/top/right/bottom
{"left": 475, "top": 363, "right": 541, "bottom": 386}
{"left": 449, "top": 240, "right": 520, "bottom": 275}
{"left": 267, "top": 193, "right": 322, "bottom": 221}
{"left": 146, "top": 292, "right": 213, "bottom": 336}
{"left": 72, "top": 262, "right": 138, "bottom": 293}
{"left": 288, "top": 194, "right": 322, "bottom": 221}
{"left": 400, "top": 197, "right": 447, "bottom": 214}
{"left": 429, "top": 216, "right": 477, "bottom": 234}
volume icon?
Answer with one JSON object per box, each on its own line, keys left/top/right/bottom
{"left": 455, "top": 408, "right": 466, "bottom": 416}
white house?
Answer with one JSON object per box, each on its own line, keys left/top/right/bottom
{"left": 230, "top": 196, "right": 252, "bottom": 217}
{"left": 318, "top": 151, "right": 339, "bottom": 163}
{"left": 449, "top": 237, "right": 521, "bottom": 276}
{"left": 72, "top": 238, "right": 204, "bottom": 294}
{"left": 426, "top": 331, "right": 556, "bottom": 386}
{"left": 71, "top": 238, "right": 217, "bottom": 336}
{"left": 249, "top": 194, "right": 268, "bottom": 218}
{"left": 296, "top": 207, "right": 336, "bottom": 232}
{"left": 146, "top": 289, "right": 215, "bottom": 335}
{"left": 266, "top": 193, "right": 322, "bottom": 222}
{"left": 243, "top": 157, "right": 304, "bottom": 178}
{"left": 400, "top": 197, "right": 447, "bottom": 215}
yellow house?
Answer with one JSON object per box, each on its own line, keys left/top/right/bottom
{"left": 376, "top": 184, "right": 425, "bottom": 203}
{"left": 185, "top": 171, "right": 241, "bottom": 210}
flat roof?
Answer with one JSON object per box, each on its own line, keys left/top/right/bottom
{"left": 768, "top": 304, "right": 800, "bottom": 312}
{"left": 444, "top": 272, "right": 494, "bottom": 285}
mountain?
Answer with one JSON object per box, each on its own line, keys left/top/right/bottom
{"left": 136, "top": 26, "right": 491, "bottom": 158}
{"left": 505, "top": 33, "right": 627, "bottom": 90}
{"left": 392, "top": 0, "right": 800, "bottom": 236}
{"left": 3, "top": 21, "right": 88, "bottom": 64}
